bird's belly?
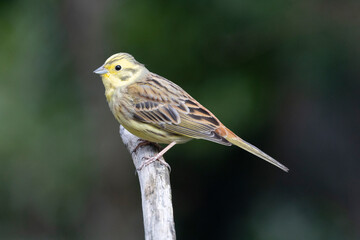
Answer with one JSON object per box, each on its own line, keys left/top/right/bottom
{"left": 123, "top": 120, "right": 190, "bottom": 144}
{"left": 130, "top": 124, "right": 190, "bottom": 144}
{"left": 111, "top": 104, "right": 190, "bottom": 144}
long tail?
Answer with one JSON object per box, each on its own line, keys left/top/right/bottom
{"left": 221, "top": 127, "right": 289, "bottom": 172}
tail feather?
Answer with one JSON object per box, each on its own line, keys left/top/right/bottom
{"left": 223, "top": 128, "right": 289, "bottom": 172}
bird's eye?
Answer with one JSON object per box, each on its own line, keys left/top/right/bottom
{"left": 115, "top": 65, "right": 122, "bottom": 71}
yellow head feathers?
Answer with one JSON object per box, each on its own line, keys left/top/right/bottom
{"left": 94, "top": 53, "right": 145, "bottom": 78}
{"left": 94, "top": 53, "right": 149, "bottom": 101}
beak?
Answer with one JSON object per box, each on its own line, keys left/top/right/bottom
{"left": 93, "top": 65, "right": 109, "bottom": 75}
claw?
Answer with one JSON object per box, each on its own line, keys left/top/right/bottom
{"left": 137, "top": 155, "right": 171, "bottom": 172}
{"left": 135, "top": 141, "right": 176, "bottom": 172}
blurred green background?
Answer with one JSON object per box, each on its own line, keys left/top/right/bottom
{"left": 0, "top": 0, "right": 359, "bottom": 239}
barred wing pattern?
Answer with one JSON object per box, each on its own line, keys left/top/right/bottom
{"left": 126, "top": 73, "right": 231, "bottom": 146}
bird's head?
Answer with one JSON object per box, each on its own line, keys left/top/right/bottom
{"left": 94, "top": 53, "right": 148, "bottom": 93}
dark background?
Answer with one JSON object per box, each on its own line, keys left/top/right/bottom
{"left": 0, "top": 0, "right": 359, "bottom": 239}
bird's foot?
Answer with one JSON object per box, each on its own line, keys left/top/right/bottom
{"left": 137, "top": 154, "right": 171, "bottom": 172}
{"left": 132, "top": 140, "right": 161, "bottom": 154}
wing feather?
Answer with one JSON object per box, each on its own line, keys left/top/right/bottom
{"left": 126, "top": 73, "right": 231, "bottom": 146}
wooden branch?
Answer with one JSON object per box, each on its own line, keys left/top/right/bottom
{"left": 119, "top": 125, "right": 176, "bottom": 240}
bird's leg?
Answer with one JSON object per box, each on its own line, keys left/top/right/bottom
{"left": 132, "top": 140, "right": 161, "bottom": 154}
{"left": 137, "top": 141, "right": 177, "bottom": 171}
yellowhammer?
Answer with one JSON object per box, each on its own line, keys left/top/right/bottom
{"left": 94, "top": 53, "right": 288, "bottom": 172}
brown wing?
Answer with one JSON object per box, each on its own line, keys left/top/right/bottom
{"left": 126, "top": 73, "right": 231, "bottom": 146}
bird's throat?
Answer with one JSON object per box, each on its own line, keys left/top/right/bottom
{"left": 101, "top": 74, "right": 118, "bottom": 102}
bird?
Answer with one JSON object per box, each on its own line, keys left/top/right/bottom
{"left": 94, "top": 53, "right": 288, "bottom": 172}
